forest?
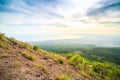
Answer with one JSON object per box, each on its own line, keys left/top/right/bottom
{"left": 36, "top": 43, "right": 120, "bottom": 65}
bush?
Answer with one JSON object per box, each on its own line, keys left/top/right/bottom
{"left": 68, "top": 54, "right": 81, "bottom": 66}
{"left": 93, "top": 63, "right": 107, "bottom": 74}
{"left": 33, "top": 45, "right": 40, "bottom": 50}
{"left": 66, "top": 54, "right": 73, "bottom": 59}
{"left": 113, "top": 69, "right": 120, "bottom": 80}
{"left": 56, "top": 58, "right": 64, "bottom": 64}
{"left": 22, "top": 52, "right": 36, "bottom": 61}
{"left": 92, "top": 62, "right": 120, "bottom": 79}
{"left": 68, "top": 54, "right": 87, "bottom": 66}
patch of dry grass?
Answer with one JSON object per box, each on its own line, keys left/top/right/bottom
{"left": 55, "top": 73, "right": 71, "bottom": 80}
{"left": 0, "top": 53, "right": 10, "bottom": 58}
{"left": 12, "top": 61, "right": 21, "bottom": 67}
{"left": 22, "top": 52, "right": 36, "bottom": 61}
{"left": 31, "top": 62, "right": 48, "bottom": 73}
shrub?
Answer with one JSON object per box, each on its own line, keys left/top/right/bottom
{"left": 22, "top": 52, "right": 36, "bottom": 61}
{"left": 68, "top": 54, "right": 87, "bottom": 66}
{"left": 55, "top": 74, "right": 71, "bottom": 80}
{"left": 92, "top": 62, "right": 112, "bottom": 75}
{"left": 113, "top": 69, "right": 120, "bottom": 80}
{"left": 66, "top": 54, "right": 73, "bottom": 59}
{"left": 33, "top": 45, "right": 40, "bottom": 50}
{"left": 68, "top": 54, "right": 80, "bottom": 66}
{"left": 56, "top": 58, "right": 64, "bottom": 64}
{"left": 92, "top": 62, "right": 119, "bottom": 79}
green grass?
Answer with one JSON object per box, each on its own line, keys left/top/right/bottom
{"left": 55, "top": 73, "right": 71, "bottom": 80}
{"left": 22, "top": 52, "right": 36, "bottom": 61}
{"left": 0, "top": 43, "right": 7, "bottom": 49}
{"left": 0, "top": 33, "right": 8, "bottom": 42}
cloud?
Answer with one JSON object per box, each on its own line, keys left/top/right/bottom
{"left": 0, "top": 0, "right": 25, "bottom": 14}
{"left": 87, "top": 1, "right": 120, "bottom": 16}
{"left": 0, "top": 0, "right": 64, "bottom": 18}
{"left": 0, "top": 0, "right": 120, "bottom": 41}
{"left": 72, "top": 0, "right": 120, "bottom": 26}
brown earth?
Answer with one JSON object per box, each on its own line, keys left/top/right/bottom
{"left": 0, "top": 33, "right": 92, "bottom": 80}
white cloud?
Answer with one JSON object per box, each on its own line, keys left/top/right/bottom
{"left": 0, "top": 0, "right": 120, "bottom": 41}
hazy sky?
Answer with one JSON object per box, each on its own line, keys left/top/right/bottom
{"left": 0, "top": 0, "right": 120, "bottom": 41}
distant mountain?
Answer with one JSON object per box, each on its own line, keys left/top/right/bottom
{"left": 30, "top": 35, "right": 120, "bottom": 65}
{"left": 30, "top": 34, "right": 120, "bottom": 47}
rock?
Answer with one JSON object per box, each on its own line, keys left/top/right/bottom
{"left": 42, "top": 57, "right": 48, "bottom": 60}
{"left": 49, "top": 64, "right": 52, "bottom": 66}
{"left": 5, "top": 60, "right": 9, "bottom": 63}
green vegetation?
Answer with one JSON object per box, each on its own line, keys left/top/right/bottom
{"left": 55, "top": 73, "right": 71, "bottom": 80}
{"left": 68, "top": 54, "right": 87, "bottom": 66}
{"left": 22, "top": 43, "right": 32, "bottom": 49}
{"left": 22, "top": 52, "right": 36, "bottom": 61}
{"left": 40, "top": 44, "right": 120, "bottom": 65}
{"left": 0, "top": 33, "right": 120, "bottom": 80}
{"left": 33, "top": 45, "right": 40, "bottom": 50}
{"left": 0, "top": 53, "right": 10, "bottom": 58}
{"left": 64, "top": 53, "right": 120, "bottom": 80}
{"left": 33, "top": 42, "right": 120, "bottom": 79}
{"left": 9, "top": 37, "right": 19, "bottom": 45}
{"left": 77, "top": 47, "right": 120, "bottom": 65}
{"left": 0, "top": 33, "right": 8, "bottom": 42}
{"left": 0, "top": 43, "right": 7, "bottom": 49}
{"left": 55, "top": 58, "right": 64, "bottom": 64}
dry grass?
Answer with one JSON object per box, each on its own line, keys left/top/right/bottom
{"left": 11, "top": 61, "right": 21, "bottom": 67}
{"left": 0, "top": 53, "right": 10, "bottom": 58}
{"left": 55, "top": 73, "right": 71, "bottom": 80}
{"left": 31, "top": 62, "right": 48, "bottom": 73}
{"left": 22, "top": 52, "right": 36, "bottom": 61}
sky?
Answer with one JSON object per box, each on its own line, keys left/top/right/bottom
{"left": 0, "top": 0, "right": 120, "bottom": 41}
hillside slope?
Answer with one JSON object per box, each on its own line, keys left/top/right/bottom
{"left": 0, "top": 33, "right": 91, "bottom": 80}
{"left": 0, "top": 33, "right": 120, "bottom": 80}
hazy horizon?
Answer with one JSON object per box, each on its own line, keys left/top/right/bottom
{"left": 0, "top": 0, "right": 120, "bottom": 41}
